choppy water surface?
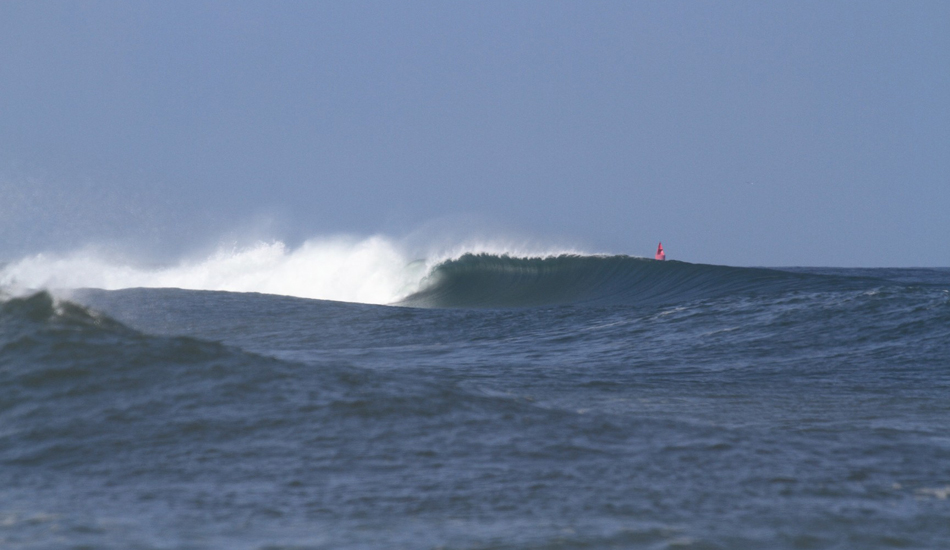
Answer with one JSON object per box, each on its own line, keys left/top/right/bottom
{"left": 1, "top": 258, "right": 949, "bottom": 549}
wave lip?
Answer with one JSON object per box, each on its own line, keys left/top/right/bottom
{"left": 0, "top": 239, "right": 868, "bottom": 308}
{"left": 398, "top": 253, "right": 838, "bottom": 308}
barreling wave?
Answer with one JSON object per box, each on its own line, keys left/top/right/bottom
{"left": 399, "top": 253, "right": 862, "bottom": 308}
{"left": 0, "top": 237, "right": 872, "bottom": 308}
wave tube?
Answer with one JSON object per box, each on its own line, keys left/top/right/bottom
{"left": 398, "top": 253, "right": 843, "bottom": 308}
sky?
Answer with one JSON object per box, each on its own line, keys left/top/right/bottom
{"left": 0, "top": 0, "right": 947, "bottom": 267}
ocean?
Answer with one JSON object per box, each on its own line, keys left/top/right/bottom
{"left": 1, "top": 251, "right": 949, "bottom": 549}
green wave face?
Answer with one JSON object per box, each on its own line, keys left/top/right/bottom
{"left": 398, "top": 254, "right": 862, "bottom": 308}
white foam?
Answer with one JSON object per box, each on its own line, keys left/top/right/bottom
{"left": 0, "top": 235, "right": 585, "bottom": 305}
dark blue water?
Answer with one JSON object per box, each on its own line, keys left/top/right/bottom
{"left": 2, "top": 258, "right": 949, "bottom": 549}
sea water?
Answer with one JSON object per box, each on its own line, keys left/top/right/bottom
{"left": 1, "top": 252, "right": 948, "bottom": 549}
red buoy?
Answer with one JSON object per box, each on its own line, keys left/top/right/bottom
{"left": 655, "top": 242, "right": 665, "bottom": 261}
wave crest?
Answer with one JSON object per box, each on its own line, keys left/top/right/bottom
{"left": 1, "top": 238, "right": 856, "bottom": 308}
{"left": 399, "top": 253, "right": 830, "bottom": 308}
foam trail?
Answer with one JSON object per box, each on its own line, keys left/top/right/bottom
{"left": 0, "top": 237, "right": 427, "bottom": 304}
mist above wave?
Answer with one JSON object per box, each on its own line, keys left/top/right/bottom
{"left": 0, "top": 236, "right": 582, "bottom": 305}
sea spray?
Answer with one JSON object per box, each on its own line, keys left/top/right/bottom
{"left": 0, "top": 237, "right": 422, "bottom": 304}
{"left": 0, "top": 235, "right": 588, "bottom": 305}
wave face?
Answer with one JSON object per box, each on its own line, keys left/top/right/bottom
{"left": 0, "top": 238, "right": 876, "bottom": 308}
{"left": 399, "top": 253, "right": 852, "bottom": 308}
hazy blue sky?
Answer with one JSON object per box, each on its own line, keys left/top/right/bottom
{"left": 1, "top": 1, "right": 947, "bottom": 266}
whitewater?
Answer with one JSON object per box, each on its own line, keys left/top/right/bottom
{"left": 0, "top": 236, "right": 586, "bottom": 305}
{"left": 1, "top": 235, "right": 949, "bottom": 549}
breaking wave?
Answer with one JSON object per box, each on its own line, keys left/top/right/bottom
{"left": 0, "top": 237, "right": 870, "bottom": 308}
{"left": 0, "top": 236, "right": 582, "bottom": 305}
{"left": 398, "top": 253, "right": 852, "bottom": 308}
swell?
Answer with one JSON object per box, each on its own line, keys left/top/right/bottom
{"left": 0, "top": 292, "right": 558, "bottom": 470}
{"left": 398, "top": 254, "right": 872, "bottom": 308}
